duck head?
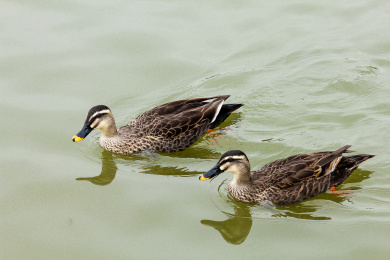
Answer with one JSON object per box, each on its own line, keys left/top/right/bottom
{"left": 199, "top": 150, "right": 251, "bottom": 183}
{"left": 72, "top": 105, "right": 117, "bottom": 142}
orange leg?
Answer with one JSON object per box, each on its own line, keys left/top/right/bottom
{"left": 204, "top": 128, "right": 228, "bottom": 145}
{"left": 330, "top": 186, "right": 352, "bottom": 196}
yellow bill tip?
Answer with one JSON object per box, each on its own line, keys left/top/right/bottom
{"left": 72, "top": 135, "right": 84, "bottom": 142}
{"left": 199, "top": 175, "right": 210, "bottom": 181}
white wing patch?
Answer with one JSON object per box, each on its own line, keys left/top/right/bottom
{"left": 210, "top": 99, "right": 224, "bottom": 123}
{"left": 325, "top": 156, "right": 342, "bottom": 175}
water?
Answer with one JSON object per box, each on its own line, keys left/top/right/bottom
{"left": 1, "top": 0, "right": 390, "bottom": 259}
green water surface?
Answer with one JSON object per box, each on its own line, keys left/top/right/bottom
{"left": 1, "top": 0, "right": 390, "bottom": 259}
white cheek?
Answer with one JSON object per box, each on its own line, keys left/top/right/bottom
{"left": 225, "top": 164, "right": 241, "bottom": 175}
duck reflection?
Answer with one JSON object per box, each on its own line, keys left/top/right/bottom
{"left": 201, "top": 169, "right": 373, "bottom": 244}
{"left": 76, "top": 146, "right": 220, "bottom": 185}
{"left": 201, "top": 202, "right": 252, "bottom": 245}
{"left": 76, "top": 151, "right": 117, "bottom": 186}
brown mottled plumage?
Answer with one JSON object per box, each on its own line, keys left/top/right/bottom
{"left": 200, "top": 146, "right": 374, "bottom": 205}
{"left": 72, "top": 95, "right": 242, "bottom": 155}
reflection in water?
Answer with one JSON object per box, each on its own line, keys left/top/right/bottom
{"left": 76, "top": 146, "right": 216, "bottom": 185}
{"left": 202, "top": 169, "right": 374, "bottom": 244}
{"left": 76, "top": 151, "right": 117, "bottom": 185}
{"left": 201, "top": 202, "right": 252, "bottom": 245}
{"left": 275, "top": 204, "right": 332, "bottom": 220}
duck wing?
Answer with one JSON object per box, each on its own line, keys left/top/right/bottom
{"left": 127, "top": 95, "right": 230, "bottom": 128}
{"left": 146, "top": 96, "right": 229, "bottom": 138}
{"left": 250, "top": 146, "right": 373, "bottom": 205}
{"left": 255, "top": 145, "right": 353, "bottom": 189}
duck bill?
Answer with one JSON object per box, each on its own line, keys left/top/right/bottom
{"left": 199, "top": 163, "right": 224, "bottom": 181}
{"left": 72, "top": 124, "right": 93, "bottom": 142}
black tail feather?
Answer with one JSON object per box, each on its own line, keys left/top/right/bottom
{"left": 331, "top": 154, "right": 375, "bottom": 187}
{"left": 209, "top": 104, "right": 243, "bottom": 129}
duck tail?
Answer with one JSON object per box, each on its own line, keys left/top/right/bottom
{"left": 331, "top": 153, "right": 375, "bottom": 187}
{"left": 209, "top": 103, "right": 243, "bottom": 129}
{"left": 333, "top": 145, "right": 353, "bottom": 154}
{"left": 345, "top": 154, "right": 375, "bottom": 169}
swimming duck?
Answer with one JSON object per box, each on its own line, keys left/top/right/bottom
{"left": 72, "top": 95, "right": 242, "bottom": 155}
{"left": 199, "top": 146, "right": 374, "bottom": 205}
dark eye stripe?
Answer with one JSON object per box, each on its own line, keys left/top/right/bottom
{"left": 220, "top": 156, "right": 242, "bottom": 165}
{"left": 87, "top": 112, "right": 108, "bottom": 125}
{"left": 223, "top": 158, "right": 235, "bottom": 163}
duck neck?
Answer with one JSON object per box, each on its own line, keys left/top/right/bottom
{"left": 231, "top": 164, "right": 252, "bottom": 186}
{"left": 100, "top": 117, "right": 118, "bottom": 138}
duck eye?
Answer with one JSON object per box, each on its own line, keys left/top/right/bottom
{"left": 220, "top": 157, "right": 238, "bottom": 165}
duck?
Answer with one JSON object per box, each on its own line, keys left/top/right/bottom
{"left": 72, "top": 95, "right": 242, "bottom": 155}
{"left": 199, "top": 146, "right": 374, "bottom": 205}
